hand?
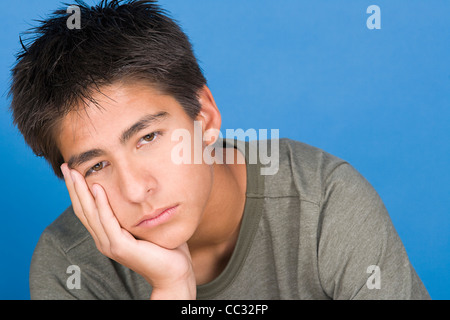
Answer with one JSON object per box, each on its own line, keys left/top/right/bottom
{"left": 60, "top": 164, "right": 196, "bottom": 299}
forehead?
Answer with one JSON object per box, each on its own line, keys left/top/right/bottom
{"left": 56, "top": 82, "right": 187, "bottom": 161}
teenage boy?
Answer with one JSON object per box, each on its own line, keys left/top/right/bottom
{"left": 10, "top": 1, "right": 430, "bottom": 299}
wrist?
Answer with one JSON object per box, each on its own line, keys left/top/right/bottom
{"left": 150, "top": 275, "right": 197, "bottom": 300}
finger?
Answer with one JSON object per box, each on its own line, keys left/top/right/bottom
{"left": 69, "top": 168, "right": 111, "bottom": 250}
{"left": 61, "top": 164, "right": 85, "bottom": 223}
{"left": 93, "top": 183, "right": 138, "bottom": 260}
{"left": 61, "top": 163, "right": 97, "bottom": 240}
{"left": 92, "top": 183, "right": 124, "bottom": 240}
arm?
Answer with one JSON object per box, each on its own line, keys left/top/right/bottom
{"left": 30, "top": 231, "right": 82, "bottom": 300}
{"left": 60, "top": 164, "right": 196, "bottom": 300}
{"left": 317, "top": 163, "right": 430, "bottom": 299}
{"left": 30, "top": 205, "right": 156, "bottom": 300}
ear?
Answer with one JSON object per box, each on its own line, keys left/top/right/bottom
{"left": 195, "top": 85, "right": 222, "bottom": 146}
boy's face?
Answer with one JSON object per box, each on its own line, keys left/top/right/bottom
{"left": 57, "top": 81, "right": 216, "bottom": 249}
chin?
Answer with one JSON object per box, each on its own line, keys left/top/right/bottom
{"left": 129, "top": 205, "right": 201, "bottom": 250}
{"left": 133, "top": 228, "right": 193, "bottom": 250}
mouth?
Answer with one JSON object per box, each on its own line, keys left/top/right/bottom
{"left": 135, "top": 204, "right": 179, "bottom": 228}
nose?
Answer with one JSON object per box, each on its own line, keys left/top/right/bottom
{"left": 115, "top": 158, "right": 156, "bottom": 204}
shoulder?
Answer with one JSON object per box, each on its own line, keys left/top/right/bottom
{"left": 39, "top": 205, "right": 91, "bottom": 253}
{"left": 30, "top": 206, "right": 149, "bottom": 299}
{"left": 267, "top": 138, "right": 388, "bottom": 232}
{"left": 262, "top": 138, "right": 349, "bottom": 204}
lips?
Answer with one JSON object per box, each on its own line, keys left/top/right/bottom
{"left": 135, "top": 204, "right": 179, "bottom": 227}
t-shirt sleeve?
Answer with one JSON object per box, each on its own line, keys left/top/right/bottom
{"left": 29, "top": 230, "right": 120, "bottom": 300}
{"left": 30, "top": 231, "right": 84, "bottom": 299}
{"left": 317, "top": 162, "right": 430, "bottom": 300}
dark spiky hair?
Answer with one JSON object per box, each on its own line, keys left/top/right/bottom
{"left": 9, "top": 0, "right": 206, "bottom": 179}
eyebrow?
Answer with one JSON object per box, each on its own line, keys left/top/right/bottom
{"left": 119, "top": 111, "right": 169, "bottom": 144}
{"left": 67, "top": 149, "right": 105, "bottom": 169}
{"left": 67, "top": 111, "right": 169, "bottom": 169}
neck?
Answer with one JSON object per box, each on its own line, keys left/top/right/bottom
{"left": 187, "top": 146, "right": 247, "bottom": 284}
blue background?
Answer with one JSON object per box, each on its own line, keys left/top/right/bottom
{"left": 0, "top": 0, "right": 448, "bottom": 299}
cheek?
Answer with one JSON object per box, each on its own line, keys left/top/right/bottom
{"left": 164, "top": 161, "right": 214, "bottom": 214}
{"left": 161, "top": 139, "right": 214, "bottom": 201}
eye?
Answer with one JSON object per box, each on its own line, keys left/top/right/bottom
{"left": 143, "top": 133, "right": 156, "bottom": 142}
{"left": 85, "top": 161, "right": 109, "bottom": 177}
{"left": 137, "top": 131, "right": 161, "bottom": 148}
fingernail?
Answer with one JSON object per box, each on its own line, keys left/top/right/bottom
{"left": 92, "top": 184, "right": 98, "bottom": 198}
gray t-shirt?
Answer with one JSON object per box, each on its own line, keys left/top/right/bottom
{"left": 29, "top": 138, "right": 430, "bottom": 299}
